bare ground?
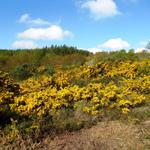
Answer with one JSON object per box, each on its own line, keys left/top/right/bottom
{"left": 2, "top": 120, "right": 149, "bottom": 150}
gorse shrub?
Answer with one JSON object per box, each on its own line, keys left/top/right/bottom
{"left": 7, "top": 60, "right": 150, "bottom": 119}
{"left": 45, "top": 65, "right": 55, "bottom": 76}
{"left": 10, "top": 64, "right": 34, "bottom": 81}
{"left": 0, "top": 59, "right": 150, "bottom": 139}
{"left": 0, "top": 71, "right": 20, "bottom": 125}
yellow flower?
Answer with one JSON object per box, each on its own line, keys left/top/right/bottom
{"left": 122, "top": 108, "right": 130, "bottom": 114}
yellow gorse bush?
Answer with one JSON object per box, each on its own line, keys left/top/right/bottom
{"left": 1, "top": 60, "right": 150, "bottom": 119}
{"left": 0, "top": 71, "right": 19, "bottom": 114}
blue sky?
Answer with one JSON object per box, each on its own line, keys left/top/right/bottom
{"left": 0, "top": 0, "right": 150, "bottom": 52}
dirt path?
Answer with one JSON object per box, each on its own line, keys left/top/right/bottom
{"left": 36, "top": 121, "right": 149, "bottom": 150}
{"left": 1, "top": 120, "right": 149, "bottom": 150}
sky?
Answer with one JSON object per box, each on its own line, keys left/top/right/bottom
{"left": 0, "top": 0, "right": 150, "bottom": 52}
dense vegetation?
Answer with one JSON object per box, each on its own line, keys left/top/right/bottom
{"left": 0, "top": 45, "right": 90, "bottom": 72}
{"left": 0, "top": 46, "right": 150, "bottom": 149}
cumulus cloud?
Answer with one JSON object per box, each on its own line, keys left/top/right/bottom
{"left": 134, "top": 47, "right": 145, "bottom": 53}
{"left": 85, "top": 38, "right": 130, "bottom": 53}
{"left": 87, "top": 47, "right": 103, "bottom": 53}
{"left": 17, "top": 25, "right": 73, "bottom": 40}
{"left": 98, "top": 38, "right": 130, "bottom": 50}
{"left": 81, "top": 0, "right": 120, "bottom": 20}
{"left": 19, "top": 13, "right": 51, "bottom": 26}
{"left": 12, "top": 40, "right": 37, "bottom": 49}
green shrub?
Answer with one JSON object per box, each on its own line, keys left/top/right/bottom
{"left": 10, "top": 64, "right": 34, "bottom": 81}
{"left": 45, "top": 66, "right": 55, "bottom": 76}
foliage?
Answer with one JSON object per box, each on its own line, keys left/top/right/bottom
{"left": 10, "top": 64, "right": 34, "bottom": 81}
{"left": 45, "top": 65, "right": 56, "bottom": 76}
{"left": 0, "top": 71, "right": 20, "bottom": 125}
{"left": 10, "top": 64, "right": 56, "bottom": 81}
{"left": 93, "top": 50, "right": 150, "bottom": 63}
{"left": 0, "top": 45, "right": 90, "bottom": 72}
{"left": 0, "top": 58, "right": 150, "bottom": 141}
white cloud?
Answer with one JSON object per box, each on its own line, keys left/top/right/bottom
{"left": 81, "top": 0, "right": 120, "bottom": 20}
{"left": 19, "top": 14, "right": 29, "bottom": 23}
{"left": 87, "top": 47, "right": 103, "bottom": 53}
{"left": 19, "top": 13, "right": 51, "bottom": 26}
{"left": 135, "top": 47, "right": 145, "bottom": 53}
{"left": 98, "top": 38, "right": 130, "bottom": 50}
{"left": 12, "top": 40, "right": 37, "bottom": 49}
{"left": 17, "top": 25, "right": 72, "bottom": 40}
{"left": 85, "top": 38, "right": 130, "bottom": 53}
